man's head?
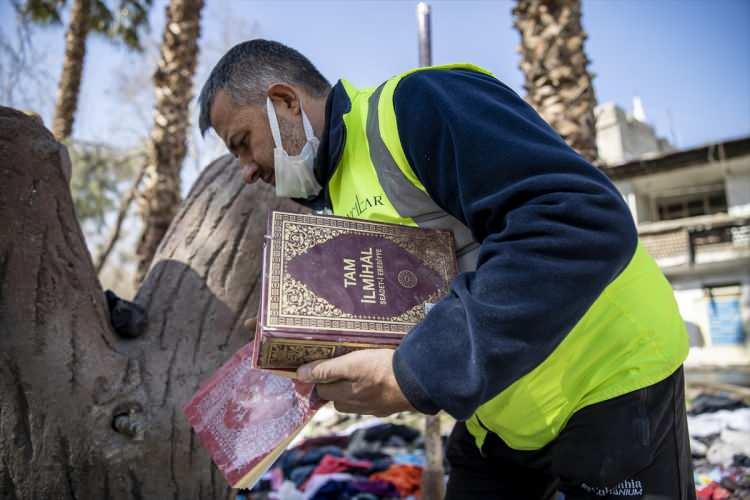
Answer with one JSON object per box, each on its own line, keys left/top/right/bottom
{"left": 198, "top": 39, "right": 331, "bottom": 185}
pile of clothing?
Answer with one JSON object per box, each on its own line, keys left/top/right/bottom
{"left": 689, "top": 393, "right": 750, "bottom": 499}
{"left": 237, "top": 391, "right": 750, "bottom": 499}
{"left": 240, "top": 423, "right": 440, "bottom": 500}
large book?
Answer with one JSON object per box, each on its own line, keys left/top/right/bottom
{"left": 253, "top": 211, "right": 457, "bottom": 376}
{"left": 183, "top": 342, "right": 324, "bottom": 489}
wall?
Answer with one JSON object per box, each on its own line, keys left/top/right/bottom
{"left": 615, "top": 180, "right": 654, "bottom": 223}
{"left": 727, "top": 171, "right": 750, "bottom": 216}
{"left": 671, "top": 269, "right": 750, "bottom": 366}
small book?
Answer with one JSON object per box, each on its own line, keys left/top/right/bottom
{"left": 183, "top": 342, "right": 324, "bottom": 489}
{"left": 253, "top": 211, "right": 457, "bottom": 376}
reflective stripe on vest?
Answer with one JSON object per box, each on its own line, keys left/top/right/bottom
{"left": 366, "top": 82, "right": 481, "bottom": 272}
{"left": 327, "top": 64, "right": 689, "bottom": 450}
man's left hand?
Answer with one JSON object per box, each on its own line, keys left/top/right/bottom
{"left": 296, "top": 349, "right": 416, "bottom": 417}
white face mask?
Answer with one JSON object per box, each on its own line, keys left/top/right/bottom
{"left": 266, "top": 97, "right": 323, "bottom": 198}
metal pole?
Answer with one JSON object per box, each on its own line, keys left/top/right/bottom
{"left": 417, "top": 2, "right": 432, "bottom": 67}
{"left": 416, "top": 6, "right": 443, "bottom": 497}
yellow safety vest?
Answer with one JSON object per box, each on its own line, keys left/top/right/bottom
{"left": 326, "top": 63, "right": 689, "bottom": 451}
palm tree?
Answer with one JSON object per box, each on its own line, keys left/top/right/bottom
{"left": 134, "top": 0, "right": 204, "bottom": 284}
{"left": 513, "top": 0, "right": 598, "bottom": 163}
{"left": 20, "top": 0, "right": 151, "bottom": 140}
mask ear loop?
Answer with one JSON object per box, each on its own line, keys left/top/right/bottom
{"left": 300, "top": 106, "right": 315, "bottom": 141}
{"left": 266, "top": 97, "right": 283, "bottom": 149}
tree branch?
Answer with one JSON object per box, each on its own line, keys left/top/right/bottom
{"left": 94, "top": 161, "right": 146, "bottom": 276}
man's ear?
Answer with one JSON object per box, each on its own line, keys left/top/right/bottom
{"left": 267, "top": 83, "right": 300, "bottom": 117}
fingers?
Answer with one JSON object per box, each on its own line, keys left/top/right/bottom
{"left": 297, "top": 359, "right": 324, "bottom": 383}
{"left": 317, "top": 383, "right": 391, "bottom": 416}
{"left": 297, "top": 357, "right": 345, "bottom": 383}
{"left": 333, "top": 401, "right": 361, "bottom": 414}
{"left": 304, "top": 350, "right": 410, "bottom": 417}
{"left": 315, "top": 382, "right": 361, "bottom": 414}
{"left": 243, "top": 317, "right": 257, "bottom": 331}
{"left": 315, "top": 380, "right": 353, "bottom": 402}
{"left": 244, "top": 317, "right": 257, "bottom": 341}
{"left": 298, "top": 350, "right": 366, "bottom": 383}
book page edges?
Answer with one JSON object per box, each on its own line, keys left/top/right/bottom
{"left": 232, "top": 421, "right": 307, "bottom": 489}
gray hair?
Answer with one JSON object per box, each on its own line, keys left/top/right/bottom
{"left": 198, "top": 39, "right": 331, "bottom": 137}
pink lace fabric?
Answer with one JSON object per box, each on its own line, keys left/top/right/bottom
{"left": 183, "top": 342, "right": 323, "bottom": 486}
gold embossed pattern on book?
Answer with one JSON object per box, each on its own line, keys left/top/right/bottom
{"left": 260, "top": 338, "right": 392, "bottom": 370}
{"left": 265, "top": 212, "right": 456, "bottom": 336}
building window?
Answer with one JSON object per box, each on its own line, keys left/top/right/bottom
{"left": 704, "top": 284, "right": 745, "bottom": 345}
{"left": 656, "top": 186, "right": 727, "bottom": 221}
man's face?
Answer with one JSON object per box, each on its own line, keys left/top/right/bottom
{"left": 210, "top": 89, "right": 306, "bottom": 186}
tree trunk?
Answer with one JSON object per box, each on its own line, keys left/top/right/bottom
{"left": 513, "top": 0, "right": 599, "bottom": 163}
{"left": 52, "top": 0, "right": 90, "bottom": 141}
{"left": 135, "top": 0, "right": 205, "bottom": 285}
{"left": 0, "top": 106, "right": 306, "bottom": 499}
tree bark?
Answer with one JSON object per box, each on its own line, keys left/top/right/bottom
{"left": 0, "top": 106, "right": 306, "bottom": 499}
{"left": 513, "top": 0, "right": 599, "bottom": 163}
{"left": 52, "top": 0, "right": 90, "bottom": 141}
{"left": 135, "top": 0, "right": 205, "bottom": 286}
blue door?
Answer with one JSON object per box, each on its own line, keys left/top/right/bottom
{"left": 707, "top": 286, "right": 746, "bottom": 345}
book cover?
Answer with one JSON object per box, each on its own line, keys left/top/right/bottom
{"left": 183, "top": 342, "right": 324, "bottom": 489}
{"left": 253, "top": 211, "right": 457, "bottom": 375}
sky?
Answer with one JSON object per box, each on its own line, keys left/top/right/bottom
{"left": 2, "top": 0, "right": 747, "bottom": 293}
{"left": 2, "top": 0, "right": 749, "bottom": 163}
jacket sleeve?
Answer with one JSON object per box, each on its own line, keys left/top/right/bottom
{"left": 390, "top": 69, "right": 638, "bottom": 419}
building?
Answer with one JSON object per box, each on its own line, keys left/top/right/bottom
{"left": 601, "top": 135, "right": 750, "bottom": 366}
{"left": 595, "top": 98, "right": 674, "bottom": 165}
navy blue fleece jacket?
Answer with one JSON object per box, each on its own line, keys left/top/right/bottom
{"left": 303, "top": 68, "right": 638, "bottom": 420}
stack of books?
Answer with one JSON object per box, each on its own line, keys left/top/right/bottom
{"left": 183, "top": 211, "right": 457, "bottom": 489}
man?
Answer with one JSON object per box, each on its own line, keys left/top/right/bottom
{"left": 199, "top": 40, "right": 695, "bottom": 499}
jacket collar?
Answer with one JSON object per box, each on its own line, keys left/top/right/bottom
{"left": 292, "top": 80, "right": 350, "bottom": 211}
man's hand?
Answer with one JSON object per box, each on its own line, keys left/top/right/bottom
{"left": 244, "top": 317, "right": 257, "bottom": 336}
{"left": 296, "top": 349, "right": 416, "bottom": 417}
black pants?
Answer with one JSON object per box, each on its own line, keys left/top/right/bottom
{"left": 445, "top": 366, "right": 695, "bottom": 499}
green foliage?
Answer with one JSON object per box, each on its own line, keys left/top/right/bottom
{"left": 19, "top": 0, "right": 65, "bottom": 25}
{"left": 18, "top": 0, "right": 153, "bottom": 51}
{"left": 67, "top": 141, "right": 145, "bottom": 233}
{"left": 107, "top": 0, "right": 152, "bottom": 50}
